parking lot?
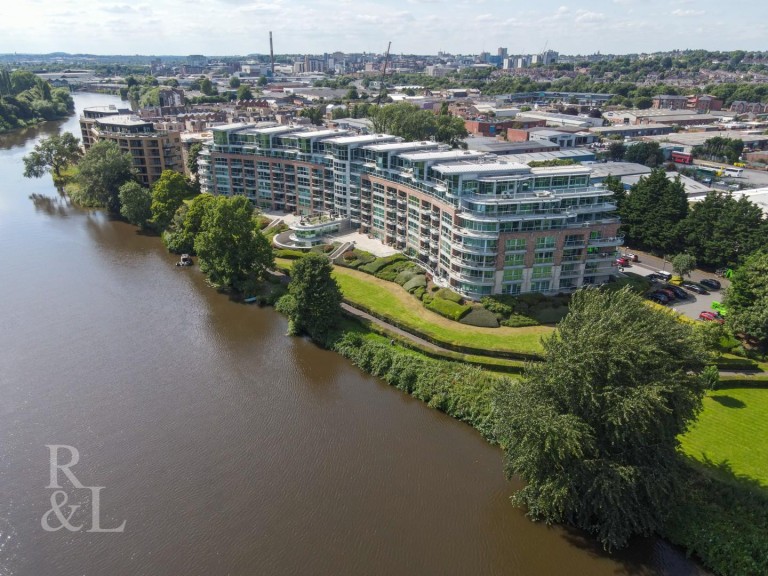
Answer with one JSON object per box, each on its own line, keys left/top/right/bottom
{"left": 624, "top": 261, "right": 726, "bottom": 321}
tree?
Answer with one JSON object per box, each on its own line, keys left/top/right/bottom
{"left": 495, "top": 288, "right": 706, "bottom": 551}
{"left": 678, "top": 191, "right": 767, "bottom": 269}
{"left": 257, "top": 75, "right": 268, "bottom": 87}
{"left": 607, "top": 141, "right": 626, "bottom": 161}
{"left": 229, "top": 76, "right": 241, "bottom": 88}
{"left": 619, "top": 169, "right": 688, "bottom": 254}
{"left": 624, "top": 141, "right": 664, "bottom": 168}
{"left": 22, "top": 132, "right": 81, "bottom": 178}
{"left": 199, "top": 77, "right": 215, "bottom": 96}
{"left": 194, "top": 195, "right": 273, "bottom": 293}
{"left": 603, "top": 175, "right": 626, "bottom": 213}
{"left": 299, "top": 106, "right": 324, "bottom": 126}
{"left": 724, "top": 251, "right": 768, "bottom": 347}
{"left": 276, "top": 252, "right": 342, "bottom": 345}
{"left": 150, "top": 170, "right": 195, "bottom": 231}
{"left": 118, "top": 181, "right": 153, "bottom": 229}
{"left": 236, "top": 85, "right": 253, "bottom": 100}
{"left": 76, "top": 140, "right": 134, "bottom": 213}
{"left": 345, "top": 87, "right": 359, "bottom": 100}
{"left": 670, "top": 253, "right": 697, "bottom": 278}
{"left": 187, "top": 142, "right": 203, "bottom": 181}
{"left": 163, "top": 193, "right": 216, "bottom": 254}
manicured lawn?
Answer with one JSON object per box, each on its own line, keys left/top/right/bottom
{"left": 331, "top": 266, "right": 549, "bottom": 355}
{"left": 681, "top": 386, "right": 768, "bottom": 487}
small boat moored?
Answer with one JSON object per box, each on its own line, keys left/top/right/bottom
{"left": 176, "top": 254, "right": 193, "bottom": 267}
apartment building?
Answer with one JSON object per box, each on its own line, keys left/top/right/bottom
{"left": 80, "top": 106, "right": 183, "bottom": 187}
{"left": 198, "top": 124, "right": 622, "bottom": 298}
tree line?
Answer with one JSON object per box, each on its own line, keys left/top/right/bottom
{"left": 0, "top": 69, "right": 74, "bottom": 132}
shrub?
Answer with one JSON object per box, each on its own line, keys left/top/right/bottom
{"left": 435, "top": 288, "right": 463, "bottom": 303}
{"left": 460, "top": 307, "right": 500, "bottom": 328}
{"left": 481, "top": 296, "right": 515, "bottom": 319}
{"left": 376, "top": 260, "right": 418, "bottom": 282}
{"left": 403, "top": 274, "right": 427, "bottom": 293}
{"left": 501, "top": 314, "right": 540, "bottom": 327}
{"left": 342, "top": 251, "right": 356, "bottom": 261}
{"left": 530, "top": 306, "right": 570, "bottom": 324}
{"left": 337, "top": 249, "right": 375, "bottom": 269}
{"left": 275, "top": 249, "right": 307, "bottom": 259}
{"left": 425, "top": 297, "right": 471, "bottom": 321}
{"left": 411, "top": 286, "right": 426, "bottom": 301}
{"left": 359, "top": 254, "right": 408, "bottom": 275}
{"left": 395, "top": 269, "right": 417, "bottom": 286}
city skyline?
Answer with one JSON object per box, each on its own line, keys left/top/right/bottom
{"left": 1, "top": 0, "right": 767, "bottom": 57}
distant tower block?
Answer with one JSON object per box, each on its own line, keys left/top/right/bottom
{"left": 269, "top": 31, "right": 275, "bottom": 75}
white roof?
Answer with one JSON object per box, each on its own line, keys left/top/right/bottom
{"left": 364, "top": 141, "right": 438, "bottom": 152}
{"left": 400, "top": 149, "right": 483, "bottom": 162}
{"left": 324, "top": 133, "right": 397, "bottom": 145}
{"left": 432, "top": 161, "right": 531, "bottom": 175}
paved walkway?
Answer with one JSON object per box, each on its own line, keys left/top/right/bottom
{"left": 341, "top": 302, "right": 452, "bottom": 354}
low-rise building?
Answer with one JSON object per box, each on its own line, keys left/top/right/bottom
{"left": 198, "top": 124, "right": 622, "bottom": 298}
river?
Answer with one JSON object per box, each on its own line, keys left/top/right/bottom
{"left": 0, "top": 93, "right": 705, "bottom": 576}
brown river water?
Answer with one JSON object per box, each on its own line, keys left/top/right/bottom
{"left": 0, "top": 93, "right": 706, "bottom": 575}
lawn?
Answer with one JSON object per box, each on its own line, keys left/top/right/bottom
{"left": 331, "top": 266, "right": 549, "bottom": 356}
{"left": 680, "top": 386, "right": 768, "bottom": 487}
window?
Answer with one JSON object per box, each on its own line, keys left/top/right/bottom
{"left": 503, "top": 269, "right": 523, "bottom": 282}
{"left": 532, "top": 266, "right": 552, "bottom": 279}
{"left": 502, "top": 283, "right": 522, "bottom": 295}
{"left": 535, "top": 236, "right": 556, "bottom": 250}
{"left": 534, "top": 251, "right": 554, "bottom": 265}
{"left": 504, "top": 253, "right": 524, "bottom": 267}
{"left": 505, "top": 238, "right": 526, "bottom": 251}
{"left": 531, "top": 280, "right": 552, "bottom": 292}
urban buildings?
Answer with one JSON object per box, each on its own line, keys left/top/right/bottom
{"left": 80, "top": 106, "right": 183, "bottom": 187}
{"left": 198, "top": 124, "right": 622, "bottom": 299}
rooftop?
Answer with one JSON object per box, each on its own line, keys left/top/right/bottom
{"left": 363, "top": 141, "right": 438, "bottom": 152}
{"left": 324, "top": 133, "right": 396, "bottom": 146}
{"left": 399, "top": 149, "right": 484, "bottom": 162}
{"left": 95, "top": 115, "right": 152, "bottom": 127}
{"left": 432, "top": 161, "right": 531, "bottom": 175}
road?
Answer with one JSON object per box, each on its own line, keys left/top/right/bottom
{"left": 620, "top": 249, "right": 728, "bottom": 320}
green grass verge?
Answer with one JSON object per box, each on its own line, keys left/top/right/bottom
{"left": 332, "top": 266, "right": 549, "bottom": 356}
{"left": 680, "top": 386, "right": 768, "bottom": 487}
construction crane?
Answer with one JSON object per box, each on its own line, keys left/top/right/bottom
{"left": 374, "top": 41, "right": 392, "bottom": 105}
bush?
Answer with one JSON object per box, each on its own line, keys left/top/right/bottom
{"left": 425, "top": 297, "right": 471, "bottom": 321}
{"left": 395, "top": 269, "right": 417, "bottom": 286}
{"left": 460, "top": 307, "right": 500, "bottom": 328}
{"left": 435, "top": 288, "right": 463, "bottom": 303}
{"left": 530, "top": 306, "right": 570, "bottom": 324}
{"left": 403, "top": 274, "right": 427, "bottom": 293}
{"left": 376, "top": 260, "right": 418, "bottom": 282}
{"left": 411, "top": 286, "right": 426, "bottom": 300}
{"left": 481, "top": 296, "right": 515, "bottom": 319}
{"left": 275, "top": 249, "right": 307, "bottom": 259}
{"left": 337, "top": 249, "right": 375, "bottom": 269}
{"left": 359, "top": 253, "right": 408, "bottom": 275}
{"left": 501, "top": 314, "right": 540, "bottom": 327}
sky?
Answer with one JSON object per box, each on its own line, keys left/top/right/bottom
{"left": 1, "top": 0, "right": 766, "bottom": 57}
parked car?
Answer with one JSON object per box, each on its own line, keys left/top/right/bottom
{"left": 681, "top": 282, "right": 709, "bottom": 295}
{"left": 616, "top": 256, "right": 630, "bottom": 267}
{"left": 700, "top": 278, "right": 722, "bottom": 290}
{"left": 655, "top": 270, "right": 673, "bottom": 282}
{"left": 646, "top": 273, "right": 666, "bottom": 282}
{"left": 621, "top": 252, "right": 639, "bottom": 262}
{"left": 656, "top": 287, "right": 677, "bottom": 301}
{"left": 648, "top": 291, "right": 670, "bottom": 304}
{"left": 664, "top": 284, "right": 689, "bottom": 299}
{"left": 698, "top": 311, "right": 725, "bottom": 324}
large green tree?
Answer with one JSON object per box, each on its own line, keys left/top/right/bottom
{"left": 163, "top": 193, "right": 216, "bottom": 254}
{"left": 368, "top": 102, "right": 467, "bottom": 147}
{"left": 724, "top": 251, "right": 768, "bottom": 346}
{"left": 194, "top": 195, "right": 273, "bottom": 292}
{"left": 276, "top": 252, "right": 342, "bottom": 345}
{"left": 236, "top": 85, "right": 253, "bottom": 100}
{"left": 76, "top": 140, "right": 135, "bottom": 213}
{"left": 118, "top": 181, "right": 153, "bottom": 229}
{"left": 678, "top": 191, "right": 767, "bottom": 269}
{"left": 495, "top": 288, "right": 706, "bottom": 550}
{"left": 150, "top": 170, "right": 194, "bottom": 231}
{"left": 670, "top": 253, "right": 697, "bottom": 278}
{"left": 624, "top": 141, "right": 665, "bottom": 168}
{"left": 22, "top": 132, "right": 81, "bottom": 178}
{"left": 619, "top": 169, "right": 688, "bottom": 254}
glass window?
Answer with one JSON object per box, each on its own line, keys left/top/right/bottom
{"left": 535, "top": 236, "right": 556, "bottom": 250}
{"left": 505, "top": 238, "right": 526, "bottom": 251}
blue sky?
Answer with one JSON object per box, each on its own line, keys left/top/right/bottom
{"left": 1, "top": 0, "right": 766, "bottom": 56}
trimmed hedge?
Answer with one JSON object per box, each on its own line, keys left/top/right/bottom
{"left": 395, "top": 269, "right": 418, "bottom": 286}
{"left": 403, "top": 274, "right": 427, "bottom": 293}
{"left": 425, "top": 297, "right": 471, "bottom": 321}
{"left": 359, "top": 253, "right": 408, "bottom": 275}
{"left": 434, "top": 288, "right": 463, "bottom": 304}
{"left": 375, "top": 260, "right": 418, "bottom": 282}
{"left": 338, "top": 249, "right": 376, "bottom": 269}
{"left": 275, "top": 249, "right": 308, "bottom": 259}
{"left": 501, "top": 314, "right": 540, "bottom": 328}
{"left": 460, "top": 307, "right": 500, "bottom": 328}
{"left": 411, "top": 286, "right": 426, "bottom": 300}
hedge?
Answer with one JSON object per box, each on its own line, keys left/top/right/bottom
{"left": 395, "top": 269, "right": 418, "bottom": 286}
{"left": 434, "top": 288, "right": 463, "bottom": 304}
{"left": 358, "top": 253, "right": 408, "bottom": 275}
{"left": 375, "top": 260, "right": 418, "bottom": 282}
{"left": 403, "top": 274, "right": 427, "bottom": 293}
{"left": 425, "top": 297, "right": 471, "bottom": 322}
{"left": 460, "top": 307, "right": 500, "bottom": 328}
{"left": 275, "top": 249, "right": 308, "bottom": 259}
{"left": 501, "top": 314, "right": 540, "bottom": 328}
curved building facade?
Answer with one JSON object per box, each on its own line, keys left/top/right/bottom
{"left": 199, "top": 123, "right": 623, "bottom": 299}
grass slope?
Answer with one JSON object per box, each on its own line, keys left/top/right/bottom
{"left": 331, "top": 266, "right": 549, "bottom": 355}
{"left": 681, "top": 386, "right": 768, "bottom": 487}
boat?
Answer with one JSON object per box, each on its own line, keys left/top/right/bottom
{"left": 176, "top": 254, "right": 193, "bottom": 267}
{"left": 243, "top": 296, "right": 259, "bottom": 304}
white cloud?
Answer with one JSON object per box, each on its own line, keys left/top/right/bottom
{"left": 671, "top": 8, "right": 705, "bottom": 16}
